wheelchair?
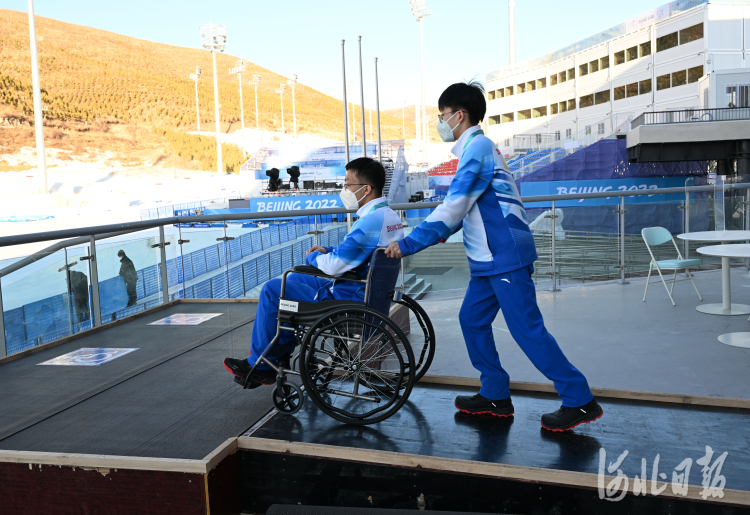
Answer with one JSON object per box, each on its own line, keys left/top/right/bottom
{"left": 239, "top": 249, "right": 435, "bottom": 425}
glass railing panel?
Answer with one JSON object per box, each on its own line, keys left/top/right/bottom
{"left": 177, "top": 225, "right": 228, "bottom": 300}
{"left": 95, "top": 234, "right": 161, "bottom": 322}
{"left": 1, "top": 249, "right": 73, "bottom": 355}
{"left": 715, "top": 175, "right": 726, "bottom": 232}
{"left": 64, "top": 245, "right": 94, "bottom": 334}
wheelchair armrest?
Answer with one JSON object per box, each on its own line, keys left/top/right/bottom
{"left": 291, "top": 265, "right": 364, "bottom": 282}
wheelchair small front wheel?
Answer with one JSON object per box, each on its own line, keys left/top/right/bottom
{"left": 299, "top": 306, "right": 415, "bottom": 425}
{"left": 272, "top": 382, "right": 303, "bottom": 415}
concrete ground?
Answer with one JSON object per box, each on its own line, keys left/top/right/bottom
{"left": 420, "top": 267, "right": 750, "bottom": 400}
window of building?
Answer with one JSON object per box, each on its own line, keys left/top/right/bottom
{"left": 488, "top": 90, "right": 496, "bottom": 100}
{"left": 517, "top": 83, "right": 527, "bottom": 94}
{"left": 639, "top": 79, "right": 652, "bottom": 95}
{"left": 555, "top": 131, "right": 561, "bottom": 141}
{"left": 688, "top": 65, "right": 704, "bottom": 83}
{"left": 501, "top": 112, "right": 514, "bottom": 123}
{"left": 532, "top": 106, "right": 547, "bottom": 117}
{"left": 626, "top": 83, "right": 639, "bottom": 97}
{"left": 488, "top": 115, "right": 501, "bottom": 125}
{"left": 498, "top": 89, "right": 505, "bottom": 98}
{"left": 535, "top": 134, "right": 543, "bottom": 144}
{"left": 518, "top": 109, "right": 531, "bottom": 121}
{"left": 566, "top": 128, "right": 572, "bottom": 138}
{"left": 657, "top": 74, "right": 670, "bottom": 90}
{"left": 559, "top": 71, "right": 567, "bottom": 83}
{"left": 527, "top": 81, "right": 536, "bottom": 91}
{"left": 727, "top": 84, "right": 750, "bottom": 108}
{"left": 595, "top": 90, "right": 610, "bottom": 104}
{"left": 680, "top": 23, "right": 703, "bottom": 45}
{"left": 538, "top": 78, "right": 547, "bottom": 89}
{"left": 585, "top": 125, "right": 592, "bottom": 135}
{"left": 559, "top": 101, "right": 568, "bottom": 113}
{"left": 568, "top": 68, "right": 575, "bottom": 79}
{"left": 657, "top": 32, "right": 678, "bottom": 52}
{"left": 551, "top": 103, "right": 559, "bottom": 114}
{"left": 598, "top": 122, "right": 605, "bottom": 135}
{"left": 551, "top": 74, "right": 558, "bottom": 86}
{"left": 504, "top": 138, "right": 510, "bottom": 147}
{"left": 614, "top": 85, "right": 626, "bottom": 100}
{"left": 601, "top": 55, "right": 610, "bottom": 69}
{"left": 579, "top": 63, "right": 589, "bottom": 77}
{"left": 590, "top": 60, "right": 599, "bottom": 73}
{"left": 568, "top": 99, "right": 576, "bottom": 111}
{"left": 614, "top": 50, "right": 625, "bottom": 65}
{"left": 640, "top": 42, "right": 652, "bottom": 58}
{"left": 579, "top": 94, "right": 594, "bottom": 108}
{"left": 506, "top": 86, "right": 514, "bottom": 96}
{"left": 672, "top": 70, "right": 687, "bottom": 87}
{"left": 626, "top": 46, "right": 638, "bottom": 61}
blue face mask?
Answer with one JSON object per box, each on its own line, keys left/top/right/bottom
{"left": 436, "top": 111, "right": 461, "bottom": 142}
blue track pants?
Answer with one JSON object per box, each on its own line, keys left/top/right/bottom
{"left": 247, "top": 274, "right": 359, "bottom": 369}
{"left": 459, "top": 266, "right": 593, "bottom": 407}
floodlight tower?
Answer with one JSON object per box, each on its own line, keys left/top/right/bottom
{"left": 230, "top": 58, "right": 248, "bottom": 156}
{"left": 287, "top": 74, "right": 297, "bottom": 138}
{"left": 189, "top": 66, "right": 202, "bottom": 132}
{"left": 27, "top": 0, "right": 47, "bottom": 194}
{"left": 276, "top": 83, "right": 287, "bottom": 134}
{"left": 199, "top": 22, "right": 227, "bottom": 173}
{"left": 250, "top": 74, "right": 261, "bottom": 129}
{"left": 409, "top": 0, "right": 430, "bottom": 164}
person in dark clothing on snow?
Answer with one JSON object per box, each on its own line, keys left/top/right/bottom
{"left": 118, "top": 250, "right": 139, "bottom": 307}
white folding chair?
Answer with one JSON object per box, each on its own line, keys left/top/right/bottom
{"left": 642, "top": 227, "right": 703, "bottom": 306}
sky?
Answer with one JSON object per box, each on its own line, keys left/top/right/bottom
{"left": 9, "top": 0, "right": 665, "bottom": 110}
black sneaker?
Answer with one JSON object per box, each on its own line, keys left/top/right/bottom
{"left": 541, "top": 398, "right": 603, "bottom": 432}
{"left": 455, "top": 393, "right": 514, "bottom": 417}
{"left": 223, "top": 357, "right": 277, "bottom": 388}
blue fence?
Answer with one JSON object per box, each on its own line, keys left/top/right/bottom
{"left": 3, "top": 215, "right": 344, "bottom": 356}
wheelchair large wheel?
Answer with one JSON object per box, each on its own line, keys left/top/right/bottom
{"left": 389, "top": 292, "right": 435, "bottom": 383}
{"left": 299, "top": 306, "right": 415, "bottom": 425}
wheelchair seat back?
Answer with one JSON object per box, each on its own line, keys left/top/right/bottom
{"left": 364, "top": 250, "right": 401, "bottom": 317}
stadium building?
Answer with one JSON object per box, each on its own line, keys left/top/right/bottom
{"left": 485, "top": 0, "right": 750, "bottom": 154}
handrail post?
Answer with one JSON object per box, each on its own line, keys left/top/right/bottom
{"left": 546, "top": 201, "right": 560, "bottom": 292}
{"left": 618, "top": 196, "right": 629, "bottom": 285}
{"left": 89, "top": 236, "right": 102, "bottom": 327}
{"left": 0, "top": 277, "right": 6, "bottom": 358}
{"left": 159, "top": 225, "right": 170, "bottom": 304}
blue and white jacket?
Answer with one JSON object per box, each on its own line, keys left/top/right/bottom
{"left": 306, "top": 197, "right": 404, "bottom": 299}
{"left": 398, "top": 126, "right": 537, "bottom": 276}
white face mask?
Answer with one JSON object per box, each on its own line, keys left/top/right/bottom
{"left": 339, "top": 185, "right": 366, "bottom": 210}
{"left": 436, "top": 111, "right": 461, "bottom": 143}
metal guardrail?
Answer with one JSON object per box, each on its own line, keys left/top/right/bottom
{"left": 1, "top": 182, "right": 748, "bottom": 357}
{"left": 631, "top": 107, "right": 750, "bottom": 129}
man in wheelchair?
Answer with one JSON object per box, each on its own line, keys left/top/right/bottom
{"left": 223, "top": 157, "right": 405, "bottom": 387}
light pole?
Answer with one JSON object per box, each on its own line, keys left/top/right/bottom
{"left": 27, "top": 0, "right": 47, "bottom": 194}
{"left": 409, "top": 0, "right": 430, "bottom": 165}
{"left": 402, "top": 99, "right": 406, "bottom": 140}
{"left": 250, "top": 74, "right": 261, "bottom": 130}
{"left": 189, "top": 66, "right": 202, "bottom": 132}
{"left": 276, "top": 83, "right": 286, "bottom": 134}
{"left": 287, "top": 74, "right": 297, "bottom": 138}
{"left": 199, "top": 22, "right": 227, "bottom": 174}
{"left": 341, "top": 40, "right": 350, "bottom": 163}
{"left": 230, "top": 58, "right": 247, "bottom": 156}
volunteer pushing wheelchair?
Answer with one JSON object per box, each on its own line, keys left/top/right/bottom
{"left": 223, "top": 157, "right": 436, "bottom": 425}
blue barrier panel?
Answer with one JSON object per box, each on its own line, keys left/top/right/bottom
{"left": 240, "top": 233, "right": 254, "bottom": 257}
{"left": 257, "top": 255, "right": 270, "bottom": 285}
{"left": 144, "top": 299, "right": 161, "bottom": 310}
{"left": 206, "top": 245, "right": 221, "bottom": 272}
{"left": 270, "top": 249, "right": 282, "bottom": 278}
{"left": 114, "top": 303, "right": 144, "bottom": 321}
{"left": 182, "top": 285, "right": 195, "bottom": 299}
{"left": 250, "top": 231, "right": 262, "bottom": 254}
{"left": 292, "top": 241, "right": 304, "bottom": 266}
{"left": 329, "top": 227, "right": 340, "bottom": 247}
{"left": 279, "top": 224, "right": 289, "bottom": 244}
{"left": 3, "top": 306, "right": 26, "bottom": 346}
{"left": 318, "top": 230, "right": 329, "bottom": 248}
{"left": 228, "top": 266, "right": 244, "bottom": 298}
{"left": 142, "top": 265, "right": 160, "bottom": 298}
{"left": 259, "top": 227, "right": 270, "bottom": 250}
{"left": 211, "top": 273, "right": 228, "bottom": 299}
{"left": 218, "top": 242, "right": 228, "bottom": 267}
{"left": 41, "top": 326, "right": 72, "bottom": 345}
{"left": 7, "top": 338, "right": 37, "bottom": 355}
{"left": 73, "top": 319, "right": 92, "bottom": 334}
{"left": 243, "top": 259, "right": 259, "bottom": 292}
{"left": 228, "top": 238, "right": 242, "bottom": 263}
{"left": 286, "top": 223, "right": 296, "bottom": 241}
{"left": 181, "top": 253, "right": 194, "bottom": 282}
{"left": 269, "top": 225, "right": 280, "bottom": 247}
{"left": 23, "top": 294, "right": 69, "bottom": 344}
{"left": 281, "top": 247, "right": 293, "bottom": 272}
{"left": 191, "top": 249, "right": 207, "bottom": 277}
{"left": 99, "top": 276, "right": 128, "bottom": 317}
{"left": 193, "top": 279, "right": 212, "bottom": 299}
{"left": 166, "top": 259, "right": 179, "bottom": 287}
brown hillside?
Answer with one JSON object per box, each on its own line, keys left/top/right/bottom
{"left": 0, "top": 9, "right": 437, "bottom": 150}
